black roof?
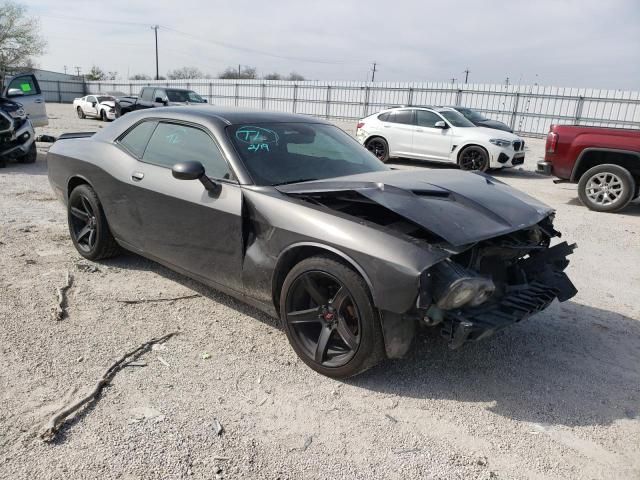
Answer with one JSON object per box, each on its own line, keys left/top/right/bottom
{"left": 151, "top": 106, "right": 333, "bottom": 126}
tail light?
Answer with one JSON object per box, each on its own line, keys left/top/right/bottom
{"left": 546, "top": 131, "right": 558, "bottom": 153}
{"left": 356, "top": 122, "right": 365, "bottom": 130}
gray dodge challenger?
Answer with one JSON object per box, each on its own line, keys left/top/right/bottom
{"left": 47, "top": 106, "right": 577, "bottom": 378}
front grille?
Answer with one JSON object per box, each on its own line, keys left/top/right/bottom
{"left": 0, "top": 112, "right": 11, "bottom": 133}
{"left": 512, "top": 140, "right": 523, "bottom": 151}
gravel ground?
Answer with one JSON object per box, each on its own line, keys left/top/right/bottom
{"left": 1, "top": 104, "right": 639, "bottom": 480}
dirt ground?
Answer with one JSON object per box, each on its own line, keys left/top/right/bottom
{"left": 1, "top": 104, "right": 639, "bottom": 480}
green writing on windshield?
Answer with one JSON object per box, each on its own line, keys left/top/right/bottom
{"left": 20, "top": 82, "right": 32, "bottom": 92}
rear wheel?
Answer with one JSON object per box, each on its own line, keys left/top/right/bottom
{"left": 578, "top": 164, "right": 635, "bottom": 213}
{"left": 18, "top": 143, "right": 37, "bottom": 164}
{"left": 280, "top": 256, "right": 385, "bottom": 378}
{"left": 77, "top": 107, "right": 85, "bottom": 119}
{"left": 365, "top": 137, "right": 390, "bottom": 163}
{"left": 459, "top": 145, "right": 489, "bottom": 171}
{"left": 68, "top": 184, "right": 120, "bottom": 260}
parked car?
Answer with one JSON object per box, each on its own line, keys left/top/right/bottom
{"left": 0, "top": 95, "right": 37, "bottom": 167}
{"left": 115, "top": 87, "right": 207, "bottom": 117}
{"left": 356, "top": 106, "right": 525, "bottom": 171}
{"left": 450, "top": 106, "right": 513, "bottom": 133}
{"left": 73, "top": 94, "right": 117, "bottom": 121}
{"left": 537, "top": 125, "right": 640, "bottom": 212}
{"left": 1, "top": 72, "right": 48, "bottom": 127}
{"left": 47, "top": 106, "right": 576, "bottom": 378}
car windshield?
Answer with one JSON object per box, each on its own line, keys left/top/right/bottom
{"left": 458, "top": 108, "right": 487, "bottom": 122}
{"left": 437, "top": 109, "right": 476, "bottom": 127}
{"left": 228, "top": 123, "right": 389, "bottom": 186}
{"left": 166, "top": 90, "right": 205, "bottom": 103}
{"left": 97, "top": 96, "right": 114, "bottom": 103}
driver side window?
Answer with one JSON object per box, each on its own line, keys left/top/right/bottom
{"left": 7, "top": 76, "right": 39, "bottom": 97}
{"left": 142, "top": 122, "right": 232, "bottom": 180}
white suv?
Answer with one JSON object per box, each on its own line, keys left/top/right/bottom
{"left": 356, "top": 106, "right": 525, "bottom": 171}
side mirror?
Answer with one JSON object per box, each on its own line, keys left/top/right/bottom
{"left": 155, "top": 96, "right": 164, "bottom": 103}
{"left": 203, "top": 98, "right": 208, "bottom": 103}
{"left": 172, "top": 161, "right": 220, "bottom": 195}
{"left": 91, "top": 102, "right": 97, "bottom": 107}
{"left": 7, "top": 88, "right": 22, "bottom": 97}
{"left": 434, "top": 121, "right": 449, "bottom": 129}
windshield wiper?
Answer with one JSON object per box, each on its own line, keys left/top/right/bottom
{"left": 276, "top": 178, "right": 318, "bottom": 186}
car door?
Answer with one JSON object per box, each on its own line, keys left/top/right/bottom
{"left": 383, "top": 109, "right": 414, "bottom": 157}
{"left": 411, "top": 110, "right": 453, "bottom": 162}
{"left": 3, "top": 74, "right": 47, "bottom": 127}
{"left": 127, "top": 120, "right": 244, "bottom": 292}
{"left": 136, "top": 87, "right": 155, "bottom": 110}
{"left": 85, "top": 96, "right": 99, "bottom": 117}
{"left": 153, "top": 88, "right": 168, "bottom": 106}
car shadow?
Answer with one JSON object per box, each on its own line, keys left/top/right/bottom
{"left": 389, "top": 158, "right": 546, "bottom": 180}
{"left": 566, "top": 196, "right": 640, "bottom": 215}
{"left": 0, "top": 150, "right": 49, "bottom": 176}
{"left": 102, "top": 252, "right": 639, "bottom": 429}
{"left": 349, "top": 300, "right": 640, "bottom": 428}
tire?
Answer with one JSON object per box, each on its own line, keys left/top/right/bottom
{"left": 578, "top": 164, "right": 636, "bottom": 213}
{"left": 68, "top": 184, "right": 120, "bottom": 260}
{"left": 101, "top": 110, "right": 109, "bottom": 122}
{"left": 458, "top": 145, "right": 489, "bottom": 171}
{"left": 365, "top": 137, "right": 390, "bottom": 163}
{"left": 18, "top": 143, "right": 37, "bottom": 164}
{"left": 280, "top": 255, "right": 385, "bottom": 378}
{"left": 77, "top": 107, "right": 86, "bottom": 119}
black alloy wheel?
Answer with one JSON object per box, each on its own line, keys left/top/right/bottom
{"left": 68, "top": 184, "right": 120, "bottom": 260}
{"left": 459, "top": 145, "right": 489, "bottom": 171}
{"left": 365, "top": 137, "right": 389, "bottom": 162}
{"left": 281, "top": 256, "right": 385, "bottom": 378}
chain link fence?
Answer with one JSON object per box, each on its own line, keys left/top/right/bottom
{"left": 76, "top": 79, "right": 640, "bottom": 137}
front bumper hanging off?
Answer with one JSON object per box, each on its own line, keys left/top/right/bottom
{"left": 0, "top": 118, "right": 36, "bottom": 159}
{"left": 441, "top": 242, "right": 577, "bottom": 349}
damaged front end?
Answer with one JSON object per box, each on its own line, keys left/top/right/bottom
{"left": 419, "top": 217, "right": 577, "bottom": 348}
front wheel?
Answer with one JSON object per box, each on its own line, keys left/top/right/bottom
{"left": 365, "top": 137, "right": 390, "bottom": 163}
{"left": 458, "top": 145, "right": 489, "bottom": 171}
{"left": 76, "top": 107, "right": 86, "bottom": 119}
{"left": 578, "top": 164, "right": 636, "bottom": 213}
{"left": 280, "top": 256, "right": 385, "bottom": 378}
{"left": 68, "top": 184, "right": 120, "bottom": 260}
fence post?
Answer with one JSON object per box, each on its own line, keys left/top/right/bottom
{"left": 363, "top": 86, "right": 370, "bottom": 117}
{"left": 510, "top": 92, "right": 520, "bottom": 130}
{"left": 574, "top": 96, "right": 585, "bottom": 125}
{"left": 292, "top": 84, "right": 298, "bottom": 113}
{"left": 407, "top": 87, "right": 414, "bottom": 106}
{"left": 455, "top": 89, "right": 463, "bottom": 106}
{"left": 56, "top": 81, "right": 61, "bottom": 103}
{"left": 129, "top": 83, "right": 133, "bottom": 95}
{"left": 325, "top": 86, "right": 331, "bottom": 119}
{"left": 208, "top": 82, "right": 212, "bottom": 104}
{"left": 235, "top": 83, "right": 239, "bottom": 107}
{"left": 261, "top": 83, "right": 266, "bottom": 110}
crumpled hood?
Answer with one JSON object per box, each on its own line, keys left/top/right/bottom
{"left": 99, "top": 100, "right": 115, "bottom": 108}
{"left": 277, "top": 169, "right": 553, "bottom": 247}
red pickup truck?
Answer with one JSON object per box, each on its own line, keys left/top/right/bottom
{"left": 537, "top": 125, "right": 640, "bottom": 212}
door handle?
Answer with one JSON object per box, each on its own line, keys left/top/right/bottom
{"left": 34, "top": 99, "right": 43, "bottom": 103}
{"left": 131, "top": 172, "right": 144, "bottom": 181}
{"left": 383, "top": 125, "right": 392, "bottom": 128}
{"left": 415, "top": 128, "right": 424, "bottom": 132}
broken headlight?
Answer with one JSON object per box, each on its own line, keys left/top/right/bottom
{"left": 431, "top": 261, "right": 495, "bottom": 310}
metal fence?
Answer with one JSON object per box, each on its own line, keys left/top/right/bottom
{"left": 39, "top": 79, "right": 86, "bottom": 103}
{"left": 82, "top": 79, "right": 640, "bottom": 137}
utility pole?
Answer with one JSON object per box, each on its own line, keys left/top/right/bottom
{"left": 463, "top": 68, "right": 470, "bottom": 83}
{"left": 74, "top": 66, "right": 81, "bottom": 78}
{"left": 505, "top": 77, "right": 510, "bottom": 86}
{"left": 238, "top": 64, "right": 241, "bottom": 78}
{"left": 370, "top": 62, "right": 377, "bottom": 82}
{"left": 450, "top": 77, "right": 456, "bottom": 84}
{"left": 151, "top": 25, "right": 160, "bottom": 80}
{"left": 63, "top": 65, "right": 67, "bottom": 75}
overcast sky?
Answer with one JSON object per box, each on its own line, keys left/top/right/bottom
{"left": 27, "top": 0, "right": 640, "bottom": 89}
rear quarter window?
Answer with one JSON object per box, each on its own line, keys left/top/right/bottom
{"left": 378, "top": 112, "right": 390, "bottom": 121}
{"left": 118, "top": 121, "right": 157, "bottom": 158}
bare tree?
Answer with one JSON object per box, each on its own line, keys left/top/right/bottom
{"left": 287, "top": 72, "right": 305, "bottom": 81}
{"left": 107, "top": 71, "right": 118, "bottom": 80}
{"left": 129, "top": 73, "right": 151, "bottom": 80}
{"left": 263, "top": 72, "right": 282, "bottom": 80}
{"left": 85, "top": 65, "right": 107, "bottom": 81}
{"left": 167, "top": 66, "right": 208, "bottom": 80}
{"left": 219, "top": 65, "right": 257, "bottom": 80}
{"left": 0, "top": 1, "right": 46, "bottom": 73}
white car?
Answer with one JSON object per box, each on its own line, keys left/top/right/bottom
{"left": 356, "top": 106, "right": 525, "bottom": 171}
{"left": 73, "top": 94, "right": 116, "bottom": 121}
